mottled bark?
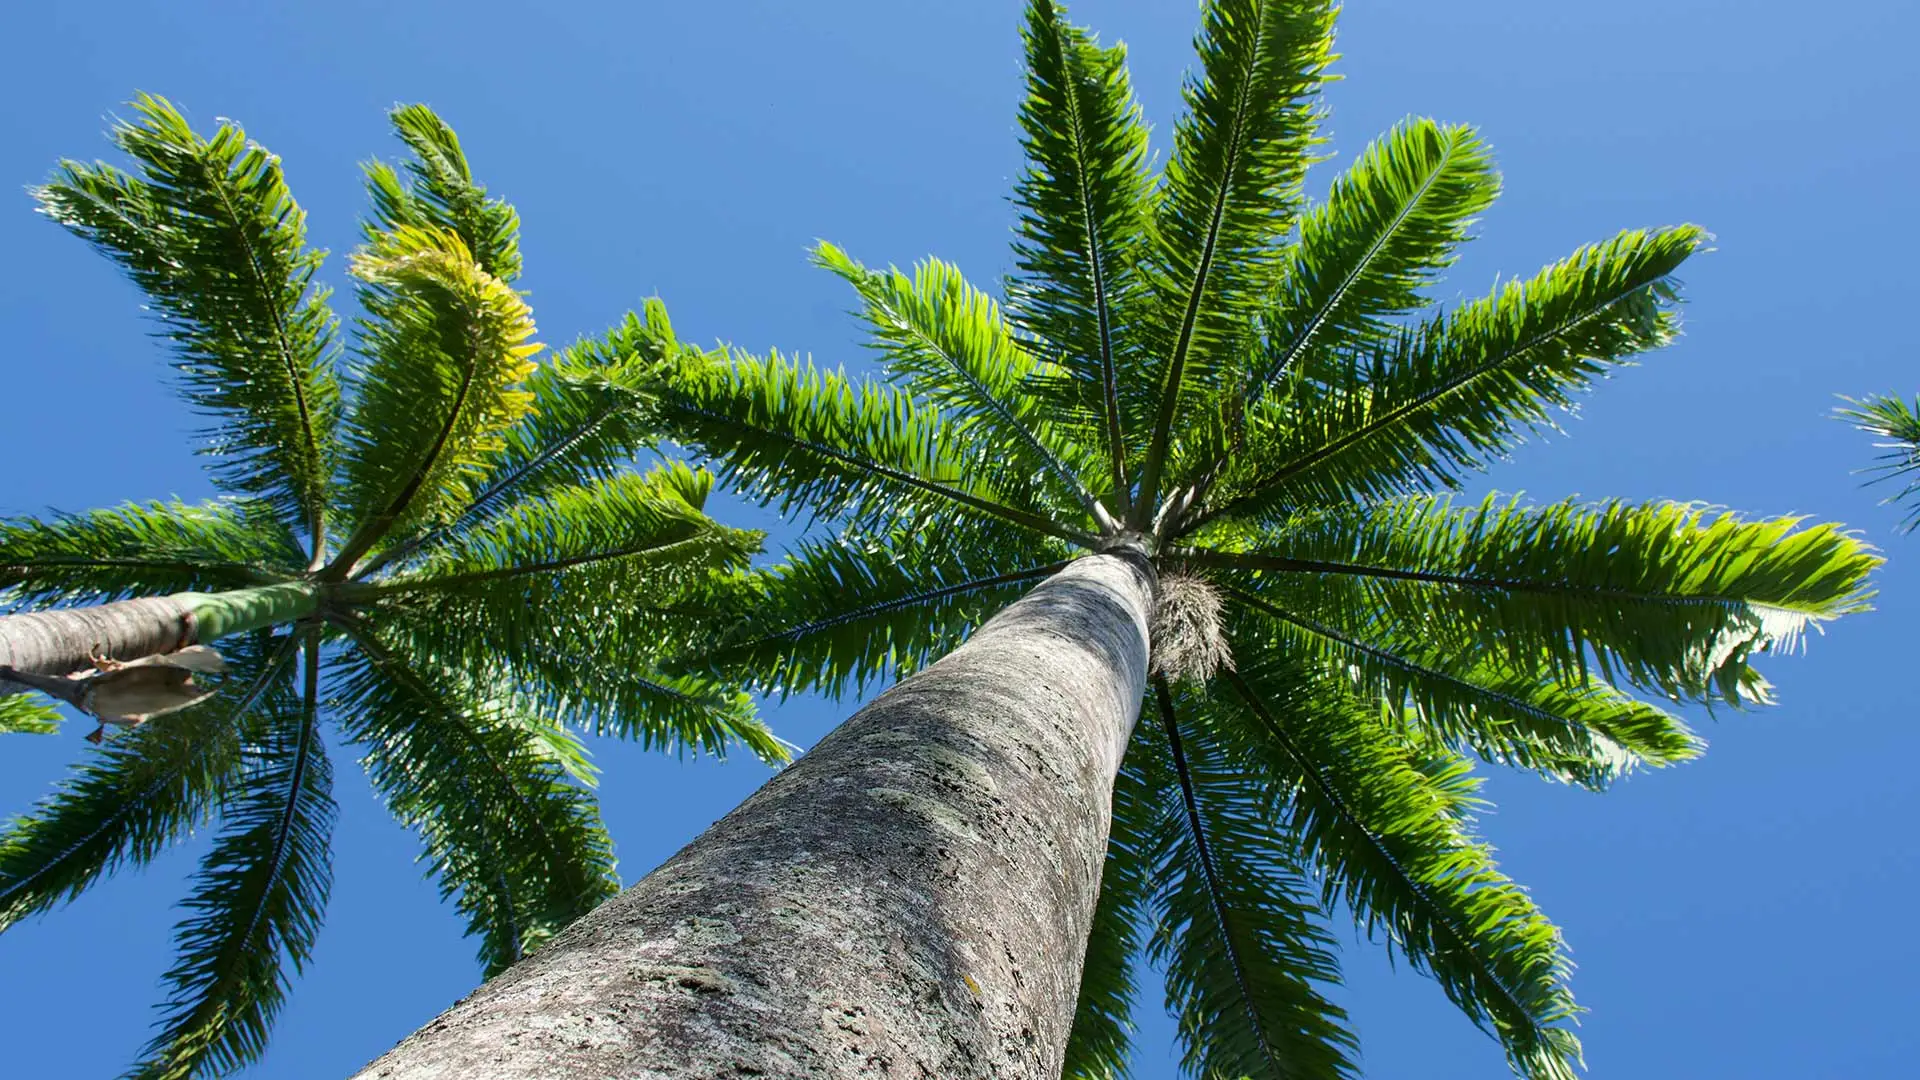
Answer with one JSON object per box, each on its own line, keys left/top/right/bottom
{"left": 0, "top": 583, "right": 315, "bottom": 689}
{"left": 355, "top": 549, "right": 1157, "bottom": 1080}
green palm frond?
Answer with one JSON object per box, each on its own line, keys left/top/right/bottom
{"left": 369, "top": 301, "right": 689, "bottom": 575}
{"left": 1191, "top": 495, "right": 1876, "bottom": 706}
{"left": 656, "top": 348, "right": 1090, "bottom": 543}
{"left": 1223, "top": 662, "right": 1581, "bottom": 1080}
{"left": 1182, "top": 119, "right": 1500, "bottom": 489}
{"left": 0, "top": 694, "right": 63, "bottom": 735}
{"left": 1838, "top": 392, "right": 1920, "bottom": 531}
{"left": 1227, "top": 583, "right": 1694, "bottom": 788}
{"left": 707, "top": 525, "right": 1069, "bottom": 699}
{"left": 1196, "top": 226, "right": 1705, "bottom": 529}
{"left": 1007, "top": 0, "right": 1154, "bottom": 498}
{"left": 334, "top": 224, "right": 542, "bottom": 571}
{"left": 1145, "top": 678, "right": 1357, "bottom": 1080}
{"left": 335, "top": 636, "right": 619, "bottom": 975}
{"left": 815, "top": 242, "right": 1104, "bottom": 518}
{"left": 34, "top": 95, "right": 340, "bottom": 549}
{"left": 398, "top": 463, "right": 753, "bottom": 596}
{"left": 0, "top": 634, "right": 298, "bottom": 933}
{"left": 0, "top": 499, "right": 301, "bottom": 605}
{"left": 368, "top": 465, "right": 775, "bottom": 759}
{"left": 133, "top": 637, "right": 334, "bottom": 1080}
{"left": 1133, "top": 0, "right": 1339, "bottom": 521}
{"left": 364, "top": 104, "right": 522, "bottom": 281}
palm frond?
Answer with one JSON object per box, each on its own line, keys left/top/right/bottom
{"left": 334, "top": 224, "right": 542, "bottom": 572}
{"left": 1184, "top": 119, "right": 1500, "bottom": 489}
{"left": 1222, "top": 663, "right": 1582, "bottom": 1080}
{"left": 704, "top": 525, "right": 1069, "bottom": 699}
{"left": 34, "top": 94, "right": 340, "bottom": 548}
{"left": 392, "top": 463, "right": 754, "bottom": 595}
{"left": 1190, "top": 494, "right": 1877, "bottom": 706}
{"left": 816, "top": 242, "right": 1102, "bottom": 519}
{"left": 1134, "top": 0, "right": 1339, "bottom": 522}
{"left": 335, "top": 636, "right": 618, "bottom": 974}
{"left": 1145, "top": 678, "right": 1356, "bottom": 1080}
{"left": 0, "top": 499, "right": 300, "bottom": 606}
{"left": 1838, "top": 392, "right": 1920, "bottom": 532}
{"left": 369, "top": 301, "right": 689, "bottom": 575}
{"left": 0, "top": 633, "right": 297, "bottom": 933}
{"left": 0, "top": 694, "right": 62, "bottom": 735}
{"left": 1226, "top": 584, "right": 1695, "bottom": 788}
{"left": 1007, "top": 0, "right": 1155, "bottom": 498}
{"left": 1194, "top": 226, "right": 1706, "bottom": 528}
{"left": 366, "top": 465, "right": 776, "bottom": 759}
{"left": 130, "top": 635, "right": 333, "bottom": 1080}
{"left": 655, "top": 348, "right": 1090, "bottom": 544}
{"left": 363, "top": 104, "right": 522, "bottom": 281}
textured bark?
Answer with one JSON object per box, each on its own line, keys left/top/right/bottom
{"left": 0, "top": 583, "right": 315, "bottom": 690}
{"left": 354, "top": 549, "right": 1157, "bottom": 1080}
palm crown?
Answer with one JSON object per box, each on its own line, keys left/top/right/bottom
{"left": 0, "top": 99, "right": 774, "bottom": 1079}
{"left": 643, "top": 2, "right": 1878, "bottom": 1078}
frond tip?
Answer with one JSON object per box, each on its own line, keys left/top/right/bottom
{"left": 1837, "top": 393, "right": 1920, "bottom": 532}
{"left": 1152, "top": 572, "right": 1233, "bottom": 684}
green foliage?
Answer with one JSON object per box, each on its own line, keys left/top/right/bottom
{"left": 1181, "top": 118, "right": 1500, "bottom": 486}
{"left": 816, "top": 242, "right": 1101, "bottom": 515}
{"left": 336, "top": 635, "right": 618, "bottom": 975}
{"left": 1007, "top": 0, "right": 1154, "bottom": 489}
{"left": 364, "top": 104, "right": 523, "bottom": 281}
{"left": 656, "top": 3, "right": 1876, "bottom": 1077}
{"left": 711, "top": 523, "right": 1068, "bottom": 699}
{"left": 0, "top": 694, "right": 63, "bottom": 735}
{"left": 1198, "top": 226, "right": 1706, "bottom": 527}
{"left": 1134, "top": 0, "right": 1339, "bottom": 517}
{"left": 34, "top": 95, "right": 341, "bottom": 546}
{"left": 379, "top": 464, "right": 778, "bottom": 760}
{"left": 1839, "top": 392, "right": 1920, "bottom": 531}
{"left": 1145, "top": 681, "right": 1357, "bottom": 1080}
{"left": 1223, "top": 662, "right": 1581, "bottom": 1080}
{"left": 337, "top": 224, "right": 542, "bottom": 566}
{"left": 0, "top": 635, "right": 297, "bottom": 933}
{"left": 0, "top": 499, "right": 302, "bottom": 605}
{"left": 657, "top": 347, "right": 1084, "bottom": 542}
{"left": 1195, "top": 495, "right": 1875, "bottom": 707}
{"left": 4, "top": 101, "right": 770, "bottom": 1077}
{"left": 133, "top": 647, "right": 335, "bottom": 1080}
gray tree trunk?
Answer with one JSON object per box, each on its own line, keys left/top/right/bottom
{"left": 0, "top": 583, "right": 316, "bottom": 691}
{"left": 353, "top": 549, "right": 1157, "bottom": 1080}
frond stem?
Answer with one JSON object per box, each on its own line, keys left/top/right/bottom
{"left": 1154, "top": 674, "right": 1283, "bottom": 1076}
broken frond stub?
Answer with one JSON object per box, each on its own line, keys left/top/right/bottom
{"left": 1150, "top": 572, "right": 1233, "bottom": 684}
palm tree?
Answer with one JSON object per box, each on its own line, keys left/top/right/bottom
{"left": 1838, "top": 393, "right": 1920, "bottom": 531}
{"left": 0, "top": 98, "right": 776, "bottom": 1079}
{"left": 356, "top": 3, "right": 1878, "bottom": 1079}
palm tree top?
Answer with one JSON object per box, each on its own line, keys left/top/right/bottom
{"left": 1, "top": 95, "right": 775, "bottom": 1079}
{"left": 642, "top": 2, "right": 1879, "bottom": 1078}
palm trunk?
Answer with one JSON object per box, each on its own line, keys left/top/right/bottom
{"left": 354, "top": 549, "right": 1157, "bottom": 1080}
{"left": 0, "top": 583, "right": 317, "bottom": 684}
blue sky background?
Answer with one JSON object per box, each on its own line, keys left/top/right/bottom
{"left": 2, "top": 1, "right": 1916, "bottom": 1077}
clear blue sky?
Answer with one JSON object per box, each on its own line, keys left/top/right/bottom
{"left": 2, "top": 2, "right": 1915, "bottom": 1077}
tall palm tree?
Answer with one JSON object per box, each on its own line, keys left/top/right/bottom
{"left": 0, "top": 98, "right": 776, "bottom": 1079}
{"left": 1838, "top": 393, "right": 1920, "bottom": 531}
{"left": 356, "top": 3, "right": 1877, "bottom": 1079}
